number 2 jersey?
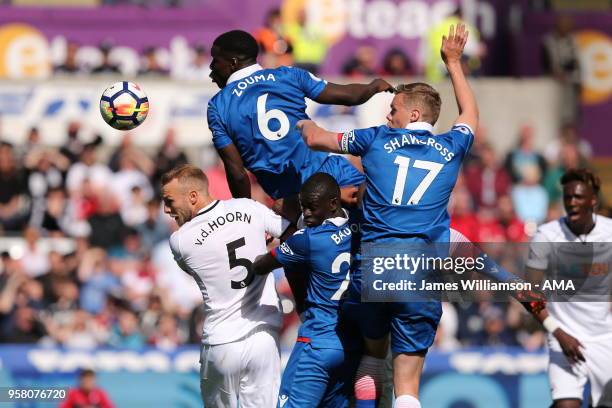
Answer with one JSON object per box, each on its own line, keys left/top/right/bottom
{"left": 271, "top": 213, "right": 359, "bottom": 350}
{"left": 207, "top": 64, "right": 333, "bottom": 199}
{"left": 339, "top": 122, "right": 474, "bottom": 243}
{"left": 169, "top": 198, "right": 290, "bottom": 345}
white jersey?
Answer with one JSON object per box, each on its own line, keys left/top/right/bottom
{"left": 169, "top": 198, "right": 290, "bottom": 345}
{"left": 526, "top": 215, "right": 612, "bottom": 340}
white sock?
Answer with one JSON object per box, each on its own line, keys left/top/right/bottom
{"left": 395, "top": 394, "right": 421, "bottom": 408}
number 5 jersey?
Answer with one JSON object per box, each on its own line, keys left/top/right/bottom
{"left": 169, "top": 198, "right": 290, "bottom": 345}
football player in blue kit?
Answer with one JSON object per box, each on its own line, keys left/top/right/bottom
{"left": 207, "top": 29, "right": 394, "bottom": 221}
{"left": 298, "top": 24, "right": 478, "bottom": 408}
{"left": 253, "top": 173, "right": 361, "bottom": 408}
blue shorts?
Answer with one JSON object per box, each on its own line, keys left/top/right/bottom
{"left": 309, "top": 155, "right": 365, "bottom": 188}
{"left": 278, "top": 341, "right": 360, "bottom": 408}
{"left": 343, "top": 288, "right": 441, "bottom": 354}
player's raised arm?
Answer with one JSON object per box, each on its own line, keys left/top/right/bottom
{"left": 216, "top": 143, "right": 251, "bottom": 198}
{"left": 441, "top": 24, "right": 479, "bottom": 132}
{"left": 297, "top": 119, "right": 343, "bottom": 153}
{"left": 315, "top": 78, "right": 395, "bottom": 106}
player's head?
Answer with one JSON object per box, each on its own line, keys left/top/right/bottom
{"left": 388, "top": 83, "right": 441, "bottom": 128}
{"left": 299, "top": 173, "right": 342, "bottom": 227}
{"left": 161, "top": 164, "right": 211, "bottom": 226}
{"left": 78, "top": 368, "right": 96, "bottom": 391}
{"left": 561, "top": 168, "right": 600, "bottom": 228}
{"left": 210, "top": 30, "right": 259, "bottom": 88}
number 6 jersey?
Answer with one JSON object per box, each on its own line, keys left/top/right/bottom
{"left": 169, "top": 198, "right": 290, "bottom": 345}
{"left": 207, "top": 64, "right": 331, "bottom": 200}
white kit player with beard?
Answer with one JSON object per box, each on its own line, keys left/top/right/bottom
{"left": 526, "top": 169, "right": 612, "bottom": 408}
{"left": 161, "top": 165, "right": 291, "bottom": 408}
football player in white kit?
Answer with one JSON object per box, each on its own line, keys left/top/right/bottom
{"left": 161, "top": 164, "right": 293, "bottom": 408}
{"left": 526, "top": 169, "right": 612, "bottom": 408}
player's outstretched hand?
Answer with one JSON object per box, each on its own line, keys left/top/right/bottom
{"left": 554, "top": 329, "right": 586, "bottom": 364}
{"left": 441, "top": 23, "right": 469, "bottom": 65}
{"left": 369, "top": 78, "right": 395, "bottom": 94}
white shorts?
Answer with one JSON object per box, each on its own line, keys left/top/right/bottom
{"left": 548, "top": 334, "right": 612, "bottom": 406}
{"left": 200, "top": 325, "right": 280, "bottom": 408}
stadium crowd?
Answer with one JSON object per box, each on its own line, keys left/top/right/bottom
{"left": 0, "top": 113, "right": 603, "bottom": 352}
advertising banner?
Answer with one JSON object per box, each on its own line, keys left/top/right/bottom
{"left": 0, "top": 0, "right": 510, "bottom": 79}
{"left": 0, "top": 345, "right": 554, "bottom": 408}
{"left": 514, "top": 11, "right": 612, "bottom": 155}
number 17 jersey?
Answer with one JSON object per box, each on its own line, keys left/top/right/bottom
{"left": 207, "top": 64, "right": 330, "bottom": 199}
{"left": 339, "top": 122, "right": 474, "bottom": 242}
{"left": 169, "top": 198, "right": 290, "bottom": 345}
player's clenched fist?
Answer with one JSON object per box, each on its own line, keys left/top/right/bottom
{"left": 441, "top": 23, "right": 469, "bottom": 64}
{"left": 369, "top": 78, "right": 395, "bottom": 94}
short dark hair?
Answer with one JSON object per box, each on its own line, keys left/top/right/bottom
{"left": 561, "top": 168, "right": 600, "bottom": 195}
{"left": 161, "top": 164, "right": 208, "bottom": 188}
{"left": 79, "top": 368, "right": 95, "bottom": 378}
{"left": 395, "top": 82, "right": 442, "bottom": 125}
{"left": 212, "top": 30, "right": 259, "bottom": 60}
{"left": 300, "top": 173, "right": 340, "bottom": 200}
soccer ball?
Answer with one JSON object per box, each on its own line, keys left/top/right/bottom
{"left": 99, "top": 81, "right": 149, "bottom": 130}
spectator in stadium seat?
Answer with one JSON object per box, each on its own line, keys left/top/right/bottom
{"left": 108, "top": 308, "right": 144, "bottom": 348}
{"left": 138, "top": 46, "right": 169, "bottom": 76}
{"left": 542, "top": 15, "right": 582, "bottom": 125}
{"left": 511, "top": 164, "right": 549, "bottom": 225}
{"left": 19, "top": 227, "right": 49, "bottom": 278}
{"left": 87, "top": 194, "right": 128, "bottom": 251}
{"left": 152, "top": 128, "right": 188, "bottom": 195}
{"left": 54, "top": 41, "right": 87, "bottom": 75}
{"left": 59, "top": 121, "right": 85, "bottom": 165}
{"left": 148, "top": 312, "right": 182, "bottom": 350}
{"left": 177, "top": 44, "right": 211, "bottom": 80}
{"left": 379, "top": 48, "right": 414, "bottom": 77}
{"left": 543, "top": 141, "right": 583, "bottom": 204}
{"left": 60, "top": 369, "right": 115, "bottom": 408}
{"left": 2, "top": 305, "right": 47, "bottom": 343}
{"left": 78, "top": 248, "right": 121, "bottom": 315}
{"left": 449, "top": 188, "right": 479, "bottom": 242}
{"left": 503, "top": 124, "right": 547, "bottom": 183}
{"left": 543, "top": 124, "right": 592, "bottom": 166}
{"left": 496, "top": 195, "right": 527, "bottom": 242}
{"left": 284, "top": 7, "right": 328, "bottom": 74}
{"left": 66, "top": 138, "right": 111, "bottom": 196}
{"left": 255, "top": 8, "right": 293, "bottom": 69}
{"left": 134, "top": 198, "right": 171, "bottom": 250}
{"left": 464, "top": 143, "right": 511, "bottom": 209}
{"left": 0, "top": 142, "right": 31, "bottom": 232}
{"left": 92, "top": 41, "right": 121, "bottom": 75}
{"left": 342, "top": 45, "right": 377, "bottom": 78}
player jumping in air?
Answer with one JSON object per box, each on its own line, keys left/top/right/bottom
{"left": 526, "top": 169, "right": 612, "bottom": 408}
{"left": 254, "top": 173, "right": 361, "bottom": 408}
{"left": 162, "top": 164, "right": 293, "bottom": 408}
{"left": 207, "top": 30, "right": 394, "bottom": 221}
{"left": 299, "top": 24, "right": 478, "bottom": 408}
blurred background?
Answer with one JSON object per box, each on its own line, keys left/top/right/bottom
{"left": 0, "top": 0, "right": 611, "bottom": 406}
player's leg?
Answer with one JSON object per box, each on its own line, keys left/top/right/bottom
{"left": 343, "top": 296, "right": 389, "bottom": 408}
{"left": 389, "top": 301, "right": 442, "bottom": 407}
{"left": 547, "top": 334, "right": 586, "bottom": 408}
{"left": 238, "top": 326, "right": 281, "bottom": 408}
{"left": 320, "top": 348, "right": 363, "bottom": 408}
{"left": 200, "top": 342, "right": 240, "bottom": 408}
{"left": 279, "top": 342, "right": 339, "bottom": 407}
{"left": 583, "top": 338, "right": 612, "bottom": 407}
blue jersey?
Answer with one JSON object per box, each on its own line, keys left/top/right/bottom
{"left": 272, "top": 215, "right": 356, "bottom": 350}
{"left": 208, "top": 64, "right": 331, "bottom": 199}
{"left": 339, "top": 122, "right": 474, "bottom": 242}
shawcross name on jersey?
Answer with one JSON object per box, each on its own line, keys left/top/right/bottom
{"left": 231, "top": 73, "right": 277, "bottom": 98}
{"left": 383, "top": 134, "right": 455, "bottom": 161}
{"left": 194, "top": 211, "right": 252, "bottom": 245}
